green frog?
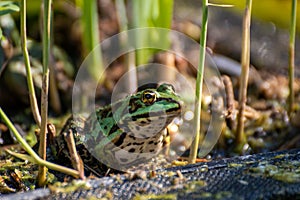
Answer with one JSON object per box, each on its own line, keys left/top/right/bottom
{"left": 50, "top": 83, "right": 183, "bottom": 176}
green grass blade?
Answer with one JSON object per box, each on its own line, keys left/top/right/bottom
{"left": 20, "top": 0, "right": 41, "bottom": 127}
{"left": 81, "top": 0, "right": 104, "bottom": 82}
{"left": 0, "top": 1, "right": 20, "bottom": 16}
{"left": 189, "top": 0, "right": 208, "bottom": 164}
{"left": 131, "top": 0, "right": 173, "bottom": 65}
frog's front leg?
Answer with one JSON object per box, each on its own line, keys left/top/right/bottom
{"left": 62, "top": 128, "right": 85, "bottom": 179}
{"left": 62, "top": 116, "right": 115, "bottom": 177}
{"left": 52, "top": 116, "right": 86, "bottom": 178}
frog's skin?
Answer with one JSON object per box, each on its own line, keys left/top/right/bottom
{"left": 52, "top": 83, "right": 182, "bottom": 176}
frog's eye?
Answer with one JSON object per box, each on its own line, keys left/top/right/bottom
{"left": 141, "top": 90, "right": 156, "bottom": 105}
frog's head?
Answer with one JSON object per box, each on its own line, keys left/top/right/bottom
{"left": 120, "top": 83, "right": 183, "bottom": 138}
{"left": 130, "top": 83, "right": 182, "bottom": 117}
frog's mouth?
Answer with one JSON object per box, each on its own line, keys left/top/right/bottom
{"left": 131, "top": 98, "right": 182, "bottom": 120}
{"left": 130, "top": 108, "right": 181, "bottom": 122}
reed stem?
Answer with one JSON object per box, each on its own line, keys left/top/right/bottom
{"left": 189, "top": 0, "right": 208, "bottom": 164}
{"left": 235, "top": 0, "right": 252, "bottom": 152}
{"left": 37, "top": 0, "right": 52, "bottom": 186}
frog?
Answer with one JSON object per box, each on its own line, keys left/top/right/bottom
{"left": 50, "top": 83, "right": 183, "bottom": 176}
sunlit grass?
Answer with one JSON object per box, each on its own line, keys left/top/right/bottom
{"left": 211, "top": 0, "right": 300, "bottom": 32}
{"left": 189, "top": 0, "right": 209, "bottom": 164}
{"left": 288, "top": 0, "right": 297, "bottom": 115}
{"left": 130, "top": 0, "right": 173, "bottom": 65}
{"left": 188, "top": 0, "right": 234, "bottom": 163}
{"left": 78, "top": 0, "right": 104, "bottom": 83}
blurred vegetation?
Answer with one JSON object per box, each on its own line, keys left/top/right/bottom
{"left": 77, "top": 0, "right": 104, "bottom": 83}
{"left": 212, "top": 0, "right": 300, "bottom": 32}
{"left": 130, "top": 0, "right": 173, "bottom": 65}
{"left": 0, "top": 1, "right": 19, "bottom": 18}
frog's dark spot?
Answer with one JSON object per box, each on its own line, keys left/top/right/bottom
{"left": 107, "top": 111, "right": 112, "bottom": 117}
{"left": 128, "top": 148, "right": 135, "bottom": 153}
{"left": 149, "top": 149, "right": 155, "bottom": 152}
{"left": 120, "top": 158, "right": 128, "bottom": 163}
{"left": 158, "top": 123, "right": 165, "bottom": 127}
{"left": 114, "top": 132, "right": 127, "bottom": 147}
{"left": 133, "top": 142, "right": 144, "bottom": 145}
{"left": 98, "top": 110, "right": 108, "bottom": 119}
{"left": 154, "top": 141, "right": 159, "bottom": 145}
{"left": 132, "top": 118, "right": 137, "bottom": 122}
{"left": 135, "top": 126, "right": 140, "bottom": 131}
{"left": 108, "top": 125, "right": 119, "bottom": 135}
{"left": 129, "top": 135, "right": 136, "bottom": 139}
{"left": 148, "top": 141, "right": 154, "bottom": 144}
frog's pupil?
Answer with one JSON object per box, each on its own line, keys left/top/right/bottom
{"left": 145, "top": 93, "right": 152, "bottom": 99}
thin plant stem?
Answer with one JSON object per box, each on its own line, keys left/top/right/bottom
{"left": 20, "top": 0, "right": 41, "bottom": 127}
{"left": 189, "top": 0, "right": 208, "bottom": 164}
{"left": 48, "top": 4, "right": 61, "bottom": 114}
{"left": 0, "top": 108, "right": 80, "bottom": 178}
{"left": 38, "top": 0, "right": 52, "bottom": 186}
{"left": 235, "top": 0, "right": 252, "bottom": 151}
{"left": 288, "top": 0, "right": 297, "bottom": 115}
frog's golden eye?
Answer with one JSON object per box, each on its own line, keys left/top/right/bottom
{"left": 141, "top": 91, "right": 156, "bottom": 105}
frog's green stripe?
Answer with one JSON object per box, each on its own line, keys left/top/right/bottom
{"left": 128, "top": 100, "right": 180, "bottom": 118}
